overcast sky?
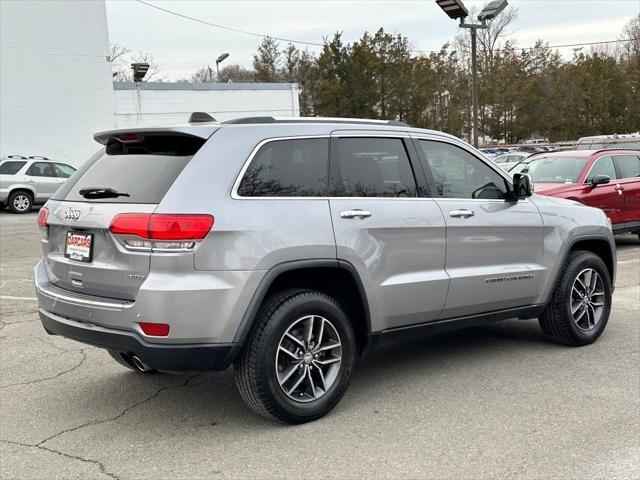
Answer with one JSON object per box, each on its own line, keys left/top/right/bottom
{"left": 106, "top": 0, "right": 640, "bottom": 81}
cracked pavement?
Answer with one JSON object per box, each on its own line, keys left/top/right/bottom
{"left": 1, "top": 211, "right": 639, "bottom": 479}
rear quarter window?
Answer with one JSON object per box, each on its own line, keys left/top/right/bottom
{"left": 237, "top": 138, "right": 329, "bottom": 197}
{"left": 0, "top": 161, "right": 26, "bottom": 175}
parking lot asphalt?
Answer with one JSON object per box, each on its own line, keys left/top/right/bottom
{"left": 0, "top": 210, "right": 638, "bottom": 480}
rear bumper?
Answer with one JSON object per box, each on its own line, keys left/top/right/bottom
{"left": 34, "top": 259, "right": 264, "bottom": 344}
{"left": 39, "top": 308, "right": 237, "bottom": 371}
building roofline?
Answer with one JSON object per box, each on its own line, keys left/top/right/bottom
{"left": 113, "top": 81, "right": 297, "bottom": 91}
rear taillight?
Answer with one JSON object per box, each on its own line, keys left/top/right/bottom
{"left": 37, "top": 207, "right": 49, "bottom": 231}
{"left": 109, "top": 213, "right": 214, "bottom": 251}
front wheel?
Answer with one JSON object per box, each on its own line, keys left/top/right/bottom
{"left": 539, "top": 250, "right": 612, "bottom": 346}
{"left": 234, "top": 289, "right": 356, "bottom": 424}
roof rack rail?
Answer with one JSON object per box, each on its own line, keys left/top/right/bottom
{"left": 28, "top": 155, "right": 50, "bottom": 160}
{"left": 188, "top": 112, "right": 217, "bottom": 123}
{"left": 7, "top": 155, "right": 27, "bottom": 159}
{"left": 222, "top": 116, "right": 411, "bottom": 127}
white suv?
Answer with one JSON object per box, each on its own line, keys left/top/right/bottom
{"left": 0, "top": 156, "right": 76, "bottom": 213}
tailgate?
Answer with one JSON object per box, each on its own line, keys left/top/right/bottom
{"left": 43, "top": 200, "right": 155, "bottom": 300}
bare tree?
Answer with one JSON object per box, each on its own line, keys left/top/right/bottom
{"left": 109, "top": 43, "right": 164, "bottom": 82}
{"left": 619, "top": 14, "right": 640, "bottom": 64}
{"left": 110, "top": 43, "right": 131, "bottom": 82}
{"left": 477, "top": 6, "right": 518, "bottom": 62}
{"left": 453, "top": 5, "right": 518, "bottom": 67}
{"left": 218, "top": 64, "right": 256, "bottom": 83}
{"left": 189, "top": 67, "right": 212, "bottom": 83}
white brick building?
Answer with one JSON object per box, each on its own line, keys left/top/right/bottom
{"left": 0, "top": 0, "right": 114, "bottom": 166}
{"left": 113, "top": 82, "right": 300, "bottom": 128}
{"left": 1, "top": 1, "right": 300, "bottom": 167}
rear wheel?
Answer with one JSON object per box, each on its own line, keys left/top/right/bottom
{"left": 107, "top": 350, "right": 156, "bottom": 373}
{"left": 8, "top": 191, "right": 32, "bottom": 214}
{"left": 539, "top": 250, "right": 612, "bottom": 346}
{"left": 234, "top": 289, "right": 356, "bottom": 424}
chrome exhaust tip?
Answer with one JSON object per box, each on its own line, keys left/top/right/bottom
{"left": 131, "top": 355, "right": 152, "bottom": 372}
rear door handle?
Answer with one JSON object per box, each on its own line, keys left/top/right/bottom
{"left": 449, "top": 209, "right": 475, "bottom": 218}
{"left": 340, "top": 210, "right": 372, "bottom": 219}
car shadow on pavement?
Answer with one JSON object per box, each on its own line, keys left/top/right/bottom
{"left": 60, "top": 318, "right": 550, "bottom": 433}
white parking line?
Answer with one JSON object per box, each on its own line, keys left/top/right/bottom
{"left": 0, "top": 295, "right": 37, "bottom": 301}
{"left": 618, "top": 259, "right": 639, "bottom": 265}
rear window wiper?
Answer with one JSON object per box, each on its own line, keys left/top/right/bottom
{"left": 78, "top": 187, "right": 130, "bottom": 199}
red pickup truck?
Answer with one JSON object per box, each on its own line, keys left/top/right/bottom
{"left": 511, "top": 149, "right": 640, "bottom": 236}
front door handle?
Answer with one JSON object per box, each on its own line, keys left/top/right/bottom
{"left": 616, "top": 184, "right": 624, "bottom": 195}
{"left": 340, "top": 210, "right": 372, "bottom": 219}
{"left": 449, "top": 209, "right": 475, "bottom": 219}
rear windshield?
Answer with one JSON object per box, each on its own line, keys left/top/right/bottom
{"left": 53, "top": 133, "right": 205, "bottom": 204}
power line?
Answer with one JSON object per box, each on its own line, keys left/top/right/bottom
{"left": 134, "top": 0, "right": 637, "bottom": 58}
{"left": 412, "top": 38, "right": 639, "bottom": 55}
{"left": 134, "top": 0, "right": 323, "bottom": 47}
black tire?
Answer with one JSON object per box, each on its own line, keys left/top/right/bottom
{"left": 107, "top": 350, "right": 156, "bottom": 373}
{"left": 234, "top": 289, "right": 357, "bottom": 424}
{"left": 8, "top": 190, "right": 32, "bottom": 214}
{"left": 539, "top": 250, "right": 612, "bottom": 346}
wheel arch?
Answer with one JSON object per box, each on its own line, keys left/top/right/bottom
{"left": 231, "top": 259, "right": 372, "bottom": 358}
{"left": 8, "top": 186, "right": 36, "bottom": 200}
{"left": 546, "top": 235, "right": 616, "bottom": 304}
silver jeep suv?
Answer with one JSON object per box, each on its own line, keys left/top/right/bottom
{"left": 34, "top": 117, "right": 616, "bottom": 423}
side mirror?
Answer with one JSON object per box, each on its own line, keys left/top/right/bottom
{"left": 590, "top": 174, "right": 610, "bottom": 187}
{"left": 511, "top": 173, "right": 533, "bottom": 200}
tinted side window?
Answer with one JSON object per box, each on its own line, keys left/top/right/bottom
{"left": 26, "top": 162, "right": 56, "bottom": 177}
{"left": 0, "top": 161, "right": 26, "bottom": 175}
{"left": 331, "top": 138, "right": 417, "bottom": 197}
{"left": 54, "top": 163, "right": 76, "bottom": 178}
{"left": 237, "top": 138, "right": 328, "bottom": 197}
{"left": 586, "top": 156, "right": 617, "bottom": 182}
{"left": 614, "top": 154, "right": 640, "bottom": 179}
{"left": 419, "top": 140, "right": 508, "bottom": 199}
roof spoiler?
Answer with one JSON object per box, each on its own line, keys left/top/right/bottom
{"left": 94, "top": 125, "right": 218, "bottom": 144}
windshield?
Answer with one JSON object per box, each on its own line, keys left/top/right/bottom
{"left": 511, "top": 156, "right": 589, "bottom": 183}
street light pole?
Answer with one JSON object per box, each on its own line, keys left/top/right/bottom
{"left": 458, "top": 18, "right": 487, "bottom": 148}
{"left": 470, "top": 25, "right": 479, "bottom": 147}
{"left": 215, "top": 53, "right": 230, "bottom": 82}
{"left": 435, "top": 0, "right": 508, "bottom": 148}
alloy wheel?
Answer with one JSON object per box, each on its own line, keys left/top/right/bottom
{"left": 275, "top": 315, "right": 342, "bottom": 403}
{"left": 13, "top": 195, "right": 30, "bottom": 212}
{"left": 570, "top": 268, "right": 606, "bottom": 331}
